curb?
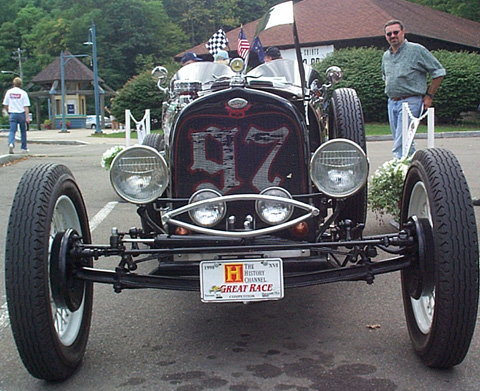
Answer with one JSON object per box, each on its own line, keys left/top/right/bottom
{"left": 28, "top": 139, "right": 89, "bottom": 145}
{"left": 366, "top": 130, "right": 480, "bottom": 141}
{"left": 0, "top": 154, "right": 26, "bottom": 166}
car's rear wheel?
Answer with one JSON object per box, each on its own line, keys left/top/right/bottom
{"left": 5, "top": 164, "right": 93, "bottom": 380}
{"left": 400, "top": 148, "right": 479, "bottom": 368}
{"left": 329, "top": 88, "right": 367, "bottom": 235}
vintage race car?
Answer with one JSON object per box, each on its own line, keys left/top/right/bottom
{"left": 5, "top": 1, "right": 479, "bottom": 381}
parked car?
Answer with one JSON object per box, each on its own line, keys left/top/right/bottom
{"left": 5, "top": 0, "right": 478, "bottom": 381}
{"left": 86, "top": 114, "right": 111, "bottom": 129}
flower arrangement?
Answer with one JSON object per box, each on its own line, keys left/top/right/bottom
{"left": 101, "top": 145, "right": 125, "bottom": 170}
{"left": 368, "top": 157, "right": 411, "bottom": 221}
{"left": 42, "top": 119, "right": 52, "bottom": 129}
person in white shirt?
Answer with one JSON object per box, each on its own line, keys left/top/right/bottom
{"left": 3, "top": 77, "right": 31, "bottom": 154}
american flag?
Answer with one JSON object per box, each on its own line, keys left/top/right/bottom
{"left": 237, "top": 28, "right": 249, "bottom": 59}
{"left": 206, "top": 29, "right": 228, "bottom": 56}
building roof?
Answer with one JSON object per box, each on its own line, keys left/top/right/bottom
{"left": 182, "top": 0, "right": 480, "bottom": 59}
{"left": 31, "top": 51, "right": 105, "bottom": 84}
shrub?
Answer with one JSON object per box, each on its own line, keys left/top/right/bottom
{"left": 111, "top": 71, "right": 166, "bottom": 130}
{"left": 314, "top": 47, "right": 387, "bottom": 122}
{"left": 314, "top": 47, "right": 480, "bottom": 124}
{"left": 430, "top": 50, "right": 480, "bottom": 124}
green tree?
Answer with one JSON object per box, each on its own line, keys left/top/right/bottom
{"left": 163, "top": 0, "right": 279, "bottom": 46}
{"left": 0, "top": 0, "right": 187, "bottom": 90}
{"left": 408, "top": 0, "right": 480, "bottom": 22}
{"left": 110, "top": 71, "right": 166, "bottom": 129}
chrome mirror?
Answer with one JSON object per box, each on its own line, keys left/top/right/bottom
{"left": 152, "top": 66, "right": 169, "bottom": 93}
{"left": 325, "top": 66, "right": 343, "bottom": 85}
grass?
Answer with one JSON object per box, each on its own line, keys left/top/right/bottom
{"left": 366, "top": 122, "right": 480, "bottom": 136}
{"left": 90, "top": 129, "right": 163, "bottom": 138}
{"left": 89, "top": 124, "right": 479, "bottom": 138}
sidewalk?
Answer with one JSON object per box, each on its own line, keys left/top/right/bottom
{"left": 0, "top": 127, "right": 126, "bottom": 165}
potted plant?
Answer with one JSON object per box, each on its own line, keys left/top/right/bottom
{"left": 42, "top": 119, "right": 52, "bottom": 130}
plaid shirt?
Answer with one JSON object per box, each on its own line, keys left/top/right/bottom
{"left": 382, "top": 40, "right": 446, "bottom": 99}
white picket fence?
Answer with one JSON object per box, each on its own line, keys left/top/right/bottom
{"left": 402, "top": 103, "right": 435, "bottom": 158}
{"left": 125, "top": 109, "right": 151, "bottom": 146}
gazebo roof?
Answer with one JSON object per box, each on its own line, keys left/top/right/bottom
{"left": 31, "top": 51, "right": 105, "bottom": 84}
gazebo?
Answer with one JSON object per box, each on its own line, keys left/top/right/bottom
{"left": 29, "top": 52, "right": 115, "bottom": 130}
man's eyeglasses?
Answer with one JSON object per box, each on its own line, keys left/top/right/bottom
{"left": 386, "top": 30, "right": 401, "bottom": 37}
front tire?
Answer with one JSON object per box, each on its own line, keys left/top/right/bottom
{"left": 329, "top": 88, "right": 367, "bottom": 234}
{"left": 5, "top": 164, "right": 93, "bottom": 380}
{"left": 400, "top": 149, "right": 479, "bottom": 368}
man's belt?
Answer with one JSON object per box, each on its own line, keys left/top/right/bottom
{"left": 390, "top": 95, "right": 421, "bottom": 101}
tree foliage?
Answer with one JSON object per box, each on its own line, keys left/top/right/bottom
{"left": 408, "top": 0, "right": 480, "bottom": 22}
{"left": 162, "top": 0, "right": 278, "bottom": 46}
{"left": 0, "top": 0, "right": 282, "bottom": 94}
{"left": 0, "top": 0, "right": 188, "bottom": 90}
{"left": 110, "top": 71, "right": 165, "bottom": 130}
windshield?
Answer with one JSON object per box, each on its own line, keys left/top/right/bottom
{"left": 246, "top": 59, "right": 317, "bottom": 88}
{"left": 172, "top": 62, "right": 235, "bottom": 84}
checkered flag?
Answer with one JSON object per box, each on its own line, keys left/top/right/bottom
{"left": 206, "top": 29, "right": 228, "bottom": 56}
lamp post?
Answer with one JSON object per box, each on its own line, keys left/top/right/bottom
{"left": 15, "top": 48, "right": 24, "bottom": 80}
{"left": 2, "top": 48, "right": 24, "bottom": 79}
{"left": 1, "top": 70, "right": 20, "bottom": 77}
{"left": 60, "top": 51, "right": 92, "bottom": 133}
{"left": 84, "top": 21, "right": 101, "bottom": 134}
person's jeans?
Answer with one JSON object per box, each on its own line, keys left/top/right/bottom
{"left": 388, "top": 96, "right": 423, "bottom": 158}
{"left": 8, "top": 112, "right": 27, "bottom": 150}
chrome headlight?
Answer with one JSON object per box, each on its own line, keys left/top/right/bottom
{"left": 110, "top": 146, "right": 169, "bottom": 204}
{"left": 310, "top": 139, "right": 368, "bottom": 198}
{"left": 188, "top": 189, "right": 226, "bottom": 227}
{"left": 256, "top": 187, "right": 293, "bottom": 225}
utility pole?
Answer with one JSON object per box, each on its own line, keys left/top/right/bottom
{"left": 12, "top": 48, "right": 25, "bottom": 80}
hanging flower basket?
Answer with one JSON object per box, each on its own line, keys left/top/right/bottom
{"left": 101, "top": 145, "right": 125, "bottom": 170}
{"left": 368, "top": 157, "right": 411, "bottom": 221}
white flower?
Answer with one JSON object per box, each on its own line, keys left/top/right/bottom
{"left": 101, "top": 145, "right": 125, "bottom": 170}
{"left": 368, "top": 157, "right": 411, "bottom": 220}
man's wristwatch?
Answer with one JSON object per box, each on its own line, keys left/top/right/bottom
{"left": 425, "top": 92, "right": 435, "bottom": 99}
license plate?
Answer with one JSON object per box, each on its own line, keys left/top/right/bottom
{"left": 200, "top": 259, "right": 284, "bottom": 303}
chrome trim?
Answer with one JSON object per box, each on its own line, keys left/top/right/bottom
{"left": 174, "top": 248, "right": 310, "bottom": 262}
{"left": 227, "top": 97, "right": 248, "bottom": 109}
{"left": 162, "top": 194, "right": 319, "bottom": 238}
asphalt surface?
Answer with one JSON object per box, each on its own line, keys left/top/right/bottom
{"left": 1, "top": 128, "right": 480, "bottom": 390}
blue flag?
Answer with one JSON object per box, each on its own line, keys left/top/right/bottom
{"left": 251, "top": 36, "right": 265, "bottom": 63}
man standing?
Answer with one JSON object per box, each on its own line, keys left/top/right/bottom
{"left": 3, "top": 77, "right": 31, "bottom": 154}
{"left": 382, "top": 20, "right": 445, "bottom": 158}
